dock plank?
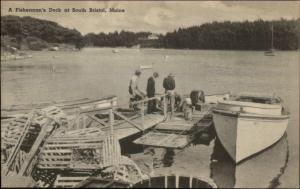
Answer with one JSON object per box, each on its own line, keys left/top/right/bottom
{"left": 134, "top": 132, "right": 189, "bottom": 148}
{"left": 113, "top": 113, "right": 165, "bottom": 140}
{"left": 156, "top": 122, "right": 194, "bottom": 131}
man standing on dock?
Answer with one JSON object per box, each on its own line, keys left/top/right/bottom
{"left": 147, "top": 72, "right": 159, "bottom": 113}
{"left": 163, "top": 73, "right": 176, "bottom": 118}
{"left": 129, "top": 69, "right": 145, "bottom": 110}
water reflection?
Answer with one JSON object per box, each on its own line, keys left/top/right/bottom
{"left": 120, "top": 123, "right": 288, "bottom": 188}
{"left": 162, "top": 148, "right": 176, "bottom": 167}
{"left": 210, "top": 134, "right": 289, "bottom": 188}
{"left": 1, "top": 64, "right": 35, "bottom": 72}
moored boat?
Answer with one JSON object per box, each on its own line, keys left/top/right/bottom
{"left": 264, "top": 24, "right": 275, "bottom": 56}
{"left": 264, "top": 49, "right": 275, "bottom": 56}
{"left": 212, "top": 93, "right": 289, "bottom": 164}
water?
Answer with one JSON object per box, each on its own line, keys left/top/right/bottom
{"left": 1, "top": 48, "right": 299, "bottom": 188}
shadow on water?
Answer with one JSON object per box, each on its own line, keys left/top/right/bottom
{"left": 162, "top": 148, "right": 176, "bottom": 167}
{"left": 121, "top": 122, "right": 218, "bottom": 168}
{"left": 192, "top": 124, "right": 217, "bottom": 146}
{"left": 210, "top": 134, "right": 289, "bottom": 188}
{"left": 119, "top": 132, "right": 145, "bottom": 155}
{"left": 120, "top": 131, "right": 177, "bottom": 168}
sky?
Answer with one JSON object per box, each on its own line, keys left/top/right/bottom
{"left": 1, "top": 1, "right": 299, "bottom": 34}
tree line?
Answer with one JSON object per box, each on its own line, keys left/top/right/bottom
{"left": 163, "top": 19, "right": 300, "bottom": 50}
{"left": 84, "top": 31, "right": 158, "bottom": 47}
{"left": 1, "top": 15, "right": 299, "bottom": 50}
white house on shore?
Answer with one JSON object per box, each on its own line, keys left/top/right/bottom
{"left": 147, "top": 34, "right": 159, "bottom": 40}
{"left": 138, "top": 33, "right": 159, "bottom": 41}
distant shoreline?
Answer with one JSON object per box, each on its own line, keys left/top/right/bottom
{"left": 80, "top": 46, "right": 300, "bottom": 52}
{"left": 2, "top": 16, "right": 299, "bottom": 52}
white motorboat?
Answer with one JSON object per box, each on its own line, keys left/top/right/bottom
{"left": 212, "top": 93, "right": 289, "bottom": 164}
{"left": 140, "top": 64, "right": 153, "bottom": 70}
{"left": 112, "top": 49, "right": 119, "bottom": 53}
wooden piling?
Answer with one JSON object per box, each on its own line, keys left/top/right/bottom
{"left": 163, "top": 95, "right": 167, "bottom": 118}
{"left": 141, "top": 103, "right": 145, "bottom": 130}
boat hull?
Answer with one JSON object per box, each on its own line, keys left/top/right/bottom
{"left": 213, "top": 110, "right": 288, "bottom": 163}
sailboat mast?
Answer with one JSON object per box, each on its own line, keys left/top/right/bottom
{"left": 271, "top": 24, "right": 274, "bottom": 49}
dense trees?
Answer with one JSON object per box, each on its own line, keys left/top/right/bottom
{"left": 1, "top": 15, "right": 84, "bottom": 49}
{"left": 84, "top": 18, "right": 299, "bottom": 50}
{"left": 163, "top": 19, "right": 300, "bottom": 50}
{"left": 1, "top": 15, "right": 299, "bottom": 50}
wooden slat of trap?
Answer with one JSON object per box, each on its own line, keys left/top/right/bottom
{"left": 63, "top": 127, "right": 102, "bottom": 135}
{"left": 49, "top": 133, "right": 105, "bottom": 139}
{"left": 38, "top": 134, "right": 120, "bottom": 170}
{"left": 18, "top": 118, "right": 54, "bottom": 176}
{"left": 46, "top": 138, "right": 105, "bottom": 144}
{"left": 38, "top": 161, "right": 71, "bottom": 165}
{"left": 43, "top": 143, "right": 103, "bottom": 149}
{"left": 39, "top": 154, "right": 72, "bottom": 158}
{"left": 37, "top": 164, "right": 68, "bottom": 169}
{"left": 54, "top": 175, "right": 88, "bottom": 188}
{"left": 40, "top": 149, "right": 72, "bottom": 154}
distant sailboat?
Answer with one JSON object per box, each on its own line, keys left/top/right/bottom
{"left": 133, "top": 44, "right": 141, "bottom": 52}
{"left": 265, "top": 24, "right": 275, "bottom": 56}
{"left": 164, "top": 55, "right": 169, "bottom": 61}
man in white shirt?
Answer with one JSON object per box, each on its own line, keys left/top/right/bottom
{"left": 129, "top": 69, "right": 145, "bottom": 109}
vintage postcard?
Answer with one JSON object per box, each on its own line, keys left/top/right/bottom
{"left": 1, "top": 1, "right": 299, "bottom": 188}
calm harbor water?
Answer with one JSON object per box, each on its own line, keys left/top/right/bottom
{"left": 1, "top": 48, "right": 299, "bottom": 188}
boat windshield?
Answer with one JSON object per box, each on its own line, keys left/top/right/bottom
{"left": 235, "top": 96, "right": 280, "bottom": 104}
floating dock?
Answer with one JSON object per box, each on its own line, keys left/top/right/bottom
{"left": 133, "top": 111, "right": 213, "bottom": 149}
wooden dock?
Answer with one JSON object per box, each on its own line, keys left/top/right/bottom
{"left": 62, "top": 94, "right": 168, "bottom": 141}
{"left": 133, "top": 109, "right": 213, "bottom": 149}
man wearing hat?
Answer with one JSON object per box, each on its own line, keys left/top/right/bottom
{"left": 129, "top": 69, "right": 145, "bottom": 110}
{"left": 163, "top": 73, "right": 176, "bottom": 117}
{"left": 147, "top": 72, "right": 159, "bottom": 113}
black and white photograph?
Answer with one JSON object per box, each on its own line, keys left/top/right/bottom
{"left": 1, "top": 1, "right": 299, "bottom": 188}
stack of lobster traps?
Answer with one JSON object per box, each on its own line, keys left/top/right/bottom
{"left": 0, "top": 103, "right": 127, "bottom": 187}
{"left": 1, "top": 96, "right": 153, "bottom": 188}
{"left": 1, "top": 106, "right": 68, "bottom": 177}
{"left": 37, "top": 127, "right": 121, "bottom": 170}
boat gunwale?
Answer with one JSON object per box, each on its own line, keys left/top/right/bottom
{"left": 217, "top": 100, "right": 282, "bottom": 109}
{"left": 212, "top": 109, "right": 289, "bottom": 120}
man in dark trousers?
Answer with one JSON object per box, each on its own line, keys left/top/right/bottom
{"left": 147, "top": 72, "right": 159, "bottom": 113}
{"left": 163, "top": 73, "right": 176, "bottom": 117}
